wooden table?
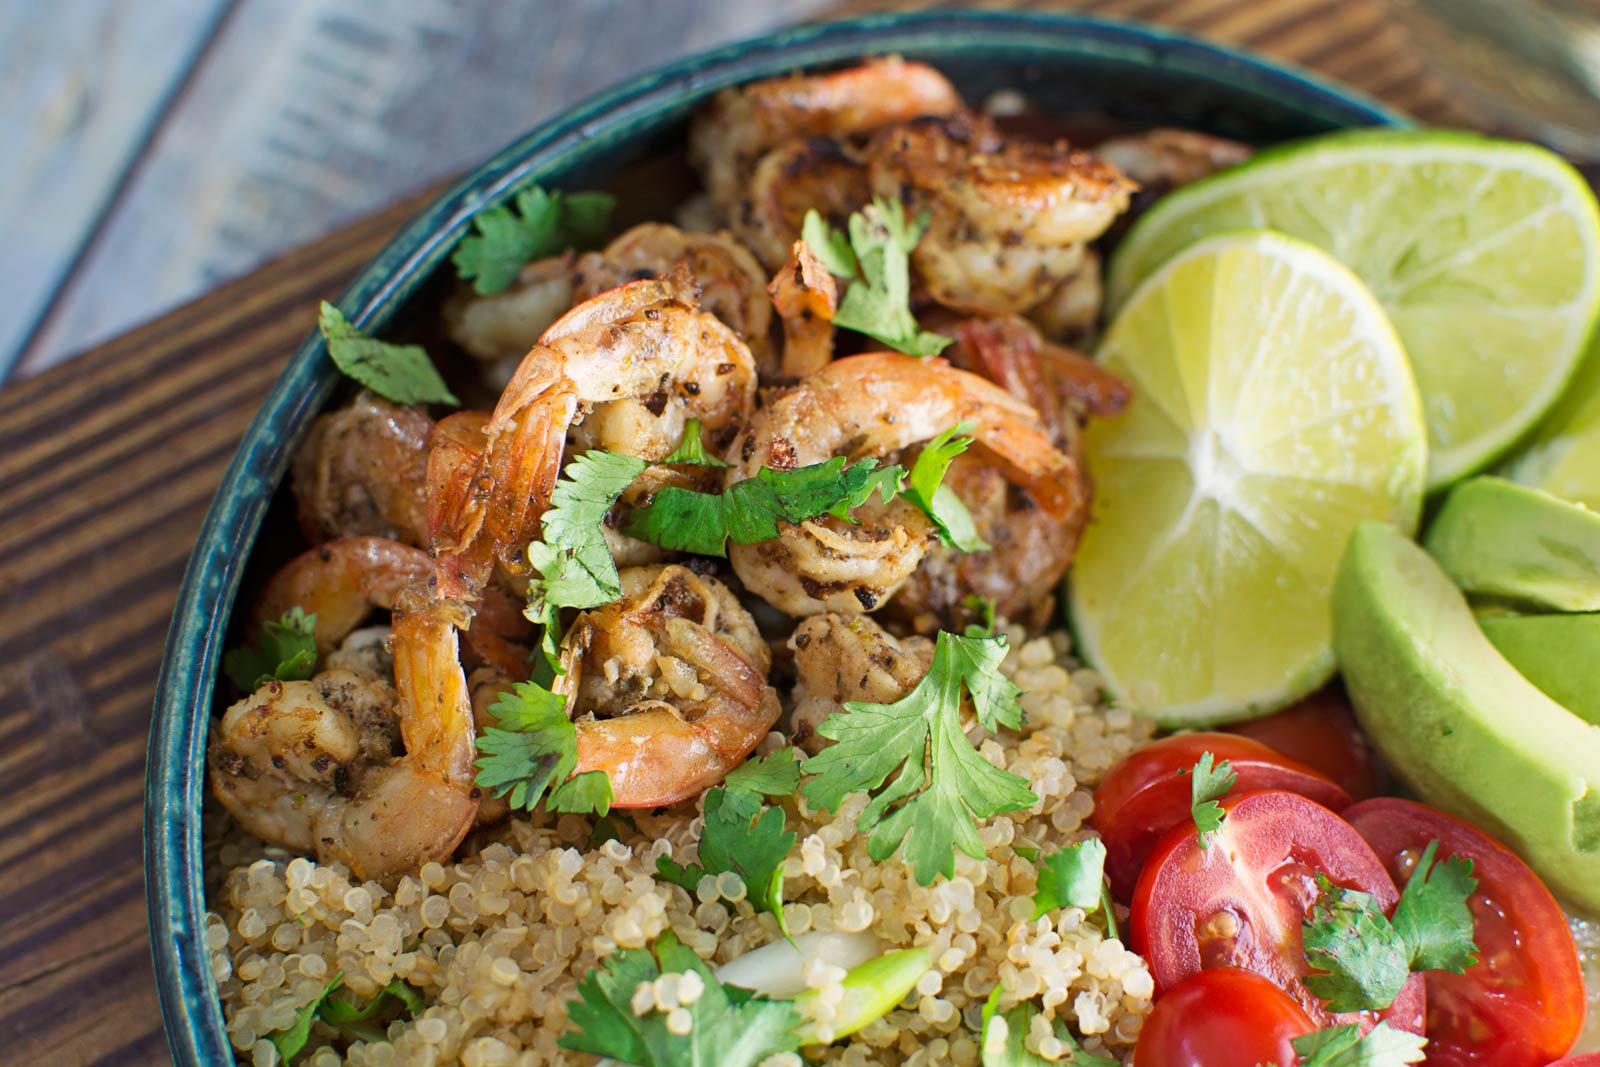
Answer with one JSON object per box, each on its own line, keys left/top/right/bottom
{"left": 0, "top": 0, "right": 1470, "bottom": 1062}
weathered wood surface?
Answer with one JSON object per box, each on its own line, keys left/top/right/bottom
{"left": 0, "top": 1, "right": 1462, "bottom": 1063}
{"left": 9, "top": 0, "right": 834, "bottom": 380}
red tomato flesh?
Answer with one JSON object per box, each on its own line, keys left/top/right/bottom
{"left": 1131, "top": 789, "right": 1425, "bottom": 1034}
{"left": 1134, "top": 966, "right": 1315, "bottom": 1067}
{"left": 1549, "top": 1058, "right": 1600, "bottom": 1066}
{"left": 1091, "top": 733, "right": 1352, "bottom": 899}
{"left": 1343, "top": 797, "right": 1586, "bottom": 1067}
{"left": 1226, "top": 686, "right": 1383, "bottom": 800}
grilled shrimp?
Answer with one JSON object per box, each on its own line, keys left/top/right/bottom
{"left": 1027, "top": 248, "right": 1104, "bottom": 345}
{"left": 690, "top": 55, "right": 963, "bottom": 224}
{"left": 788, "top": 613, "right": 933, "bottom": 754}
{"left": 737, "top": 136, "right": 873, "bottom": 272}
{"left": 290, "top": 391, "right": 434, "bottom": 547}
{"left": 1092, "top": 127, "right": 1250, "bottom": 194}
{"left": 727, "top": 351, "right": 1078, "bottom": 617}
{"left": 432, "top": 277, "right": 758, "bottom": 599}
{"left": 868, "top": 114, "right": 1134, "bottom": 315}
{"left": 209, "top": 588, "right": 480, "bottom": 881}
{"left": 768, "top": 240, "right": 839, "bottom": 378}
{"left": 254, "top": 536, "right": 531, "bottom": 661}
{"left": 444, "top": 254, "right": 580, "bottom": 369}
{"left": 556, "top": 565, "right": 781, "bottom": 807}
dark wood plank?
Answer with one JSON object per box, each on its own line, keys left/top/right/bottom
{"left": 0, "top": 3, "right": 1458, "bottom": 1062}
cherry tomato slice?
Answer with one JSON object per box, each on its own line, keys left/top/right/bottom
{"left": 1226, "top": 686, "right": 1383, "bottom": 800}
{"left": 1342, "top": 797, "right": 1586, "bottom": 1067}
{"left": 1549, "top": 1057, "right": 1600, "bottom": 1066}
{"left": 1091, "top": 733, "right": 1352, "bottom": 899}
{"left": 1134, "top": 966, "right": 1315, "bottom": 1067}
{"left": 1130, "top": 789, "right": 1425, "bottom": 1034}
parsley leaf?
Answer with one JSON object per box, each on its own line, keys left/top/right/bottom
{"left": 525, "top": 450, "right": 649, "bottom": 672}
{"left": 223, "top": 606, "right": 319, "bottom": 691}
{"left": 1302, "top": 874, "right": 1412, "bottom": 1013}
{"left": 662, "top": 417, "right": 731, "bottom": 468}
{"left": 270, "top": 974, "right": 343, "bottom": 1062}
{"left": 801, "top": 630, "right": 1038, "bottom": 885}
{"left": 452, "top": 185, "right": 615, "bottom": 295}
{"left": 317, "top": 303, "right": 458, "bottom": 407}
{"left": 803, "top": 199, "right": 951, "bottom": 357}
{"left": 268, "top": 975, "right": 425, "bottom": 1060}
{"left": 980, "top": 986, "right": 1117, "bottom": 1067}
{"left": 1391, "top": 841, "right": 1478, "bottom": 974}
{"left": 473, "top": 681, "right": 608, "bottom": 814}
{"left": 560, "top": 931, "right": 801, "bottom": 1067}
{"left": 1032, "top": 838, "right": 1108, "bottom": 920}
{"left": 656, "top": 778, "right": 796, "bottom": 934}
{"left": 722, "top": 747, "right": 802, "bottom": 798}
{"left": 963, "top": 594, "right": 998, "bottom": 639}
{"left": 626, "top": 456, "right": 905, "bottom": 557}
{"left": 1292, "top": 1023, "right": 1427, "bottom": 1067}
{"left": 902, "top": 421, "right": 989, "bottom": 552}
{"left": 1187, "top": 751, "right": 1237, "bottom": 846}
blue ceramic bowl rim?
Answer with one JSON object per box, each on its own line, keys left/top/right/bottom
{"left": 145, "top": 9, "right": 1408, "bottom": 1064}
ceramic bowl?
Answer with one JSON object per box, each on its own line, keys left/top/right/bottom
{"left": 145, "top": 11, "right": 1402, "bottom": 1063}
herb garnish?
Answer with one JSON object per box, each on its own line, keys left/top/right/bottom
{"left": 318, "top": 303, "right": 458, "bottom": 407}
{"left": 223, "top": 606, "right": 318, "bottom": 691}
{"left": 1186, "top": 752, "right": 1237, "bottom": 846}
{"left": 453, "top": 185, "right": 615, "bottom": 296}
{"left": 979, "top": 986, "right": 1118, "bottom": 1067}
{"left": 1291, "top": 1022, "right": 1427, "bottom": 1067}
{"left": 472, "top": 681, "right": 611, "bottom": 815}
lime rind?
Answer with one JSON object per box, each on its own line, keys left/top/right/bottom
{"left": 1108, "top": 128, "right": 1600, "bottom": 491}
{"left": 1071, "top": 230, "right": 1426, "bottom": 727}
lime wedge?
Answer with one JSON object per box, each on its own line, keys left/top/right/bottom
{"left": 1504, "top": 336, "right": 1600, "bottom": 509}
{"left": 1108, "top": 129, "right": 1600, "bottom": 490}
{"left": 1071, "top": 231, "right": 1426, "bottom": 726}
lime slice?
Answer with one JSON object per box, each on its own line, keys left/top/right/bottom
{"left": 1108, "top": 129, "right": 1600, "bottom": 490}
{"left": 1504, "top": 336, "right": 1600, "bottom": 509}
{"left": 1071, "top": 231, "right": 1426, "bottom": 726}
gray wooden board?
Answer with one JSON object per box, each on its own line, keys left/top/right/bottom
{"left": 12, "top": 0, "right": 833, "bottom": 380}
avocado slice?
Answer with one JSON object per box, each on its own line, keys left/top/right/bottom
{"left": 1480, "top": 613, "right": 1600, "bottom": 728}
{"left": 1424, "top": 476, "right": 1600, "bottom": 610}
{"left": 1333, "top": 520, "right": 1600, "bottom": 915}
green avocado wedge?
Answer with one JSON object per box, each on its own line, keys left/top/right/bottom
{"left": 1424, "top": 476, "right": 1600, "bottom": 610}
{"left": 1480, "top": 613, "right": 1600, "bottom": 728}
{"left": 1333, "top": 521, "right": 1600, "bottom": 915}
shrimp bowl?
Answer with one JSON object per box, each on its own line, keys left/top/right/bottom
{"left": 144, "top": 11, "right": 1442, "bottom": 1067}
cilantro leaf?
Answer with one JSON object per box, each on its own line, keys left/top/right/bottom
{"left": 963, "top": 594, "right": 998, "bottom": 639}
{"left": 655, "top": 784, "right": 795, "bottom": 934}
{"left": 525, "top": 450, "right": 649, "bottom": 672}
{"left": 901, "top": 421, "right": 989, "bottom": 552}
{"left": 1292, "top": 1023, "right": 1427, "bottom": 1067}
{"left": 722, "top": 747, "right": 802, "bottom": 798}
{"left": 626, "top": 456, "right": 905, "bottom": 557}
{"left": 270, "top": 974, "right": 343, "bottom": 1062}
{"left": 452, "top": 185, "right": 615, "bottom": 295}
{"left": 1187, "top": 751, "right": 1237, "bottom": 845}
{"left": 1302, "top": 874, "right": 1412, "bottom": 1013}
{"left": 805, "top": 199, "right": 952, "bottom": 357}
{"left": 1391, "top": 841, "right": 1478, "bottom": 974}
{"left": 801, "top": 630, "right": 1038, "bottom": 885}
{"left": 980, "top": 987, "right": 1117, "bottom": 1067}
{"left": 317, "top": 979, "right": 424, "bottom": 1026}
{"left": 560, "top": 931, "right": 801, "bottom": 1067}
{"left": 318, "top": 303, "right": 458, "bottom": 407}
{"left": 473, "top": 681, "right": 608, "bottom": 814}
{"left": 662, "top": 417, "right": 731, "bottom": 468}
{"left": 223, "top": 606, "right": 319, "bottom": 691}
{"left": 1032, "top": 838, "right": 1108, "bottom": 920}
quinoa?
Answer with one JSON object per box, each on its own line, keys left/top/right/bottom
{"left": 206, "top": 628, "right": 1158, "bottom": 1066}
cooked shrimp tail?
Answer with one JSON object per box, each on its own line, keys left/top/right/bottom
{"left": 770, "top": 240, "right": 839, "bottom": 378}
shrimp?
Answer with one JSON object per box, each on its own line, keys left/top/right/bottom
{"left": 432, "top": 276, "right": 757, "bottom": 600}
{"left": 254, "top": 535, "right": 532, "bottom": 661}
{"left": 290, "top": 391, "right": 434, "bottom": 547}
{"left": 788, "top": 613, "right": 933, "bottom": 754}
{"left": 1092, "top": 127, "right": 1250, "bottom": 194}
{"left": 1027, "top": 248, "right": 1104, "bottom": 346}
{"left": 768, "top": 239, "right": 839, "bottom": 379}
{"left": 556, "top": 564, "right": 780, "bottom": 807}
{"left": 443, "top": 253, "right": 580, "bottom": 369}
{"left": 867, "top": 114, "right": 1135, "bottom": 315}
{"left": 690, "top": 55, "right": 963, "bottom": 224}
{"left": 737, "top": 136, "right": 873, "bottom": 273}
{"left": 726, "top": 351, "right": 1079, "bottom": 616}
{"left": 208, "top": 587, "right": 481, "bottom": 881}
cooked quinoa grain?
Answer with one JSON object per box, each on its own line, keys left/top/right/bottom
{"left": 206, "top": 629, "right": 1157, "bottom": 1065}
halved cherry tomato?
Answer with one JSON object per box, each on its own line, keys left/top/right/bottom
{"left": 1091, "top": 733, "right": 1352, "bottom": 899}
{"left": 1134, "top": 966, "right": 1315, "bottom": 1067}
{"left": 1226, "top": 686, "right": 1383, "bottom": 800}
{"left": 1549, "top": 1058, "right": 1600, "bottom": 1066}
{"left": 1130, "top": 789, "right": 1425, "bottom": 1034}
{"left": 1343, "top": 797, "right": 1586, "bottom": 1067}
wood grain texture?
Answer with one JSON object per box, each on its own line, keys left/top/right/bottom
{"left": 0, "top": 2, "right": 1467, "bottom": 1063}
{"left": 14, "top": 0, "right": 834, "bottom": 380}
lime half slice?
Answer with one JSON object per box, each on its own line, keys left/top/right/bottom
{"left": 1071, "top": 231, "right": 1427, "bottom": 726}
{"left": 1108, "top": 129, "right": 1600, "bottom": 490}
{"left": 1504, "top": 336, "right": 1600, "bottom": 509}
